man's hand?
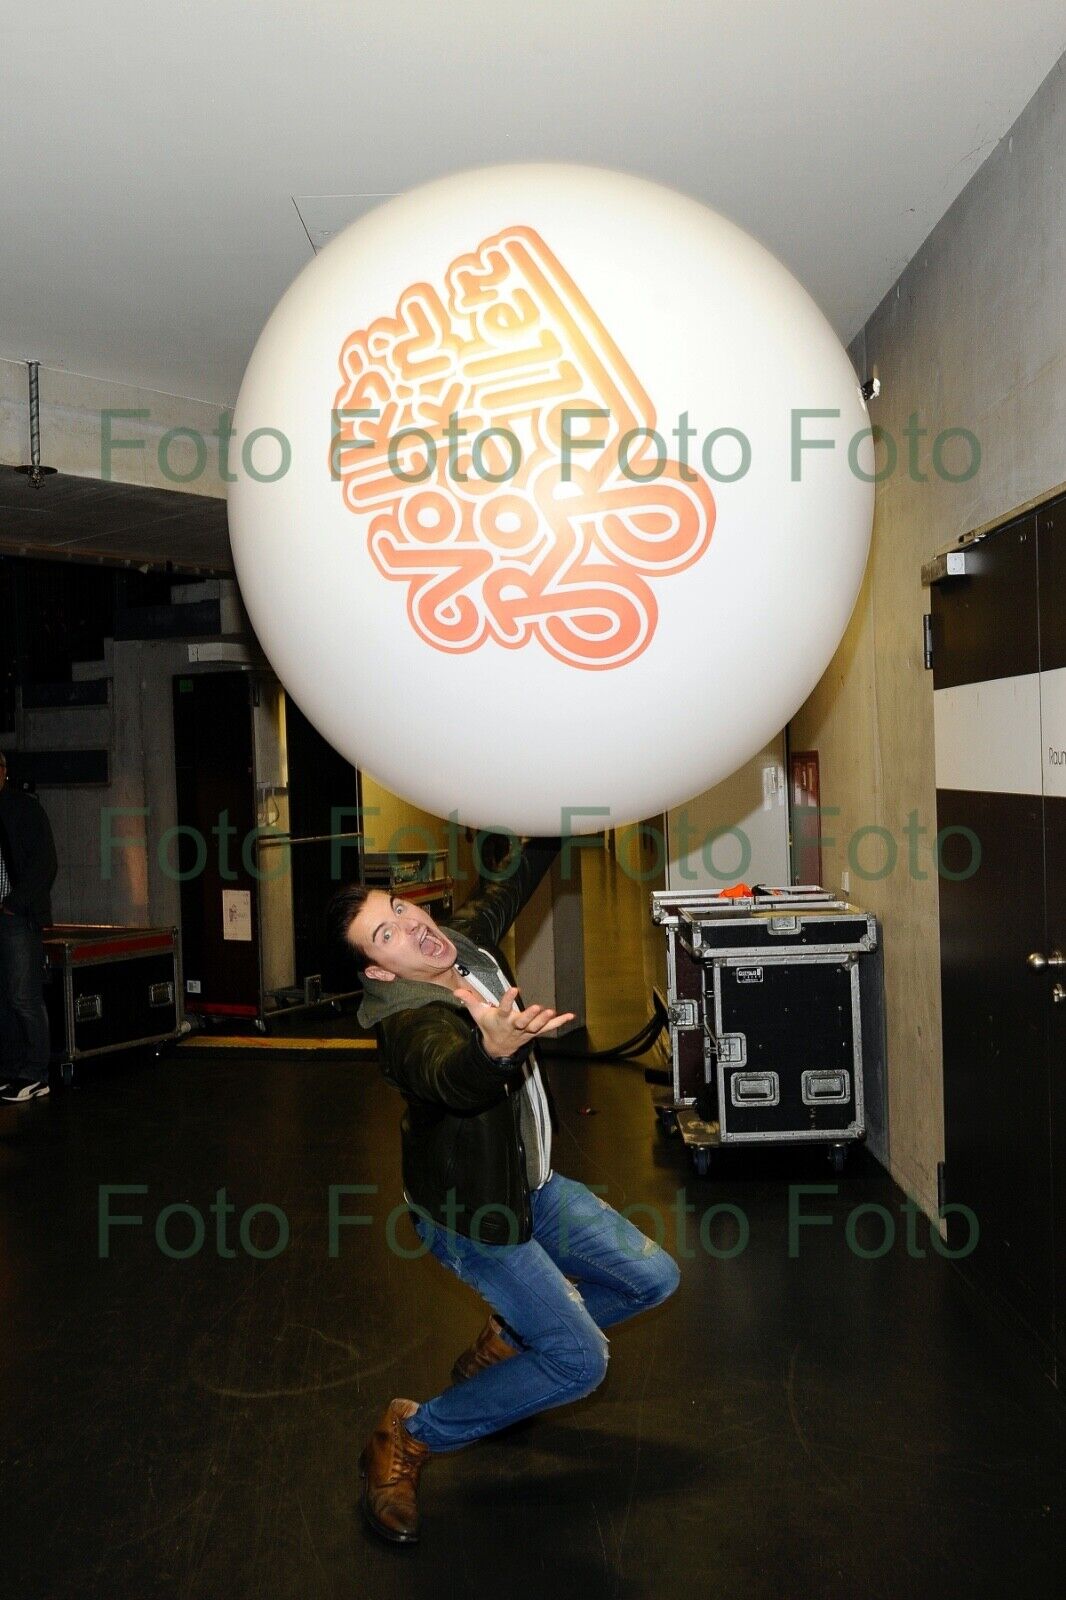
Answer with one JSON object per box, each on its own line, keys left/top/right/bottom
{"left": 454, "top": 985, "right": 574, "bottom": 1060}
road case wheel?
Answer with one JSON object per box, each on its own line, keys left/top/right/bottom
{"left": 654, "top": 1104, "right": 678, "bottom": 1138}
{"left": 60, "top": 1060, "right": 75, "bottom": 1087}
{"left": 692, "top": 1148, "right": 712, "bottom": 1178}
{"left": 829, "top": 1142, "right": 848, "bottom": 1175}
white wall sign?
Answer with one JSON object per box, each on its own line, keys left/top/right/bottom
{"left": 222, "top": 889, "right": 253, "bottom": 943}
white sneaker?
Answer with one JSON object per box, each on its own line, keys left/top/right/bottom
{"left": 0, "top": 1079, "right": 50, "bottom": 1102}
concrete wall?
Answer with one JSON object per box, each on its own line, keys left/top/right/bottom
{"left": 666, "top": 735, "right": 790, "bottom": 890}
{"left": 1, "top": 357, "right": 233, "bottom": 497}
{"left": 789, "top": 53, "right": 1066, "bottom": 1219}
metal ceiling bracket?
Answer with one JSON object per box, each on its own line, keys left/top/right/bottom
{"left": 12, "top": 361, "right": 58, "bottom": 488}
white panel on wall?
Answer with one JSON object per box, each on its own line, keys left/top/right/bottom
{"left": 933, "top": 675, "right": 1043, "bottom": 795}
{"left": 665, "top": 733, "right": 790, "bottom": 890}
{"left": 1041, "top": 666, "right": 1066, "bottom": 798}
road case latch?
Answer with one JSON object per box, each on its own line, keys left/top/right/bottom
{"left": 668, "top": 999, "right": 699, "bottom": 1029}
{"left": 716, "top": 1033, "right": 748, "bottom": 1067}
{"left": 768, "top": 915, "right": 800, "bottom": 935}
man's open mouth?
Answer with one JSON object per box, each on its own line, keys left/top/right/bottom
{"left": 418, "top": 928, "right": 446, "bottom": 959}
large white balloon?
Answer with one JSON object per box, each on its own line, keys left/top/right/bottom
{"left": 229, "top": 164, "right": 873, "bottom": 834}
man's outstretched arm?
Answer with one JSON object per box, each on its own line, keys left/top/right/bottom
{"left": 448, "top": 836, "right": 560, "bottom": 951}
{"left": 380, "top": 985, "right": 573, "bottom": 1112}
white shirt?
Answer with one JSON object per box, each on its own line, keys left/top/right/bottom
{"left": 456, "top": 949, "right": 553, "bottom": 1189}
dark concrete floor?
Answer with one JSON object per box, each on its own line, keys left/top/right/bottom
{"left": 3, "top": 845, "right": 1065, "bottom": 1596}
{"left": 1, "top": 1038, "right": 1064, "bottom": 1600}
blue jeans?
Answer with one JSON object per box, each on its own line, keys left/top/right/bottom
{"left": 0, "top": 910, "right": 50, "bottom": 1079}
{"left": 404, "top": 1171, "right": 680, "bottom": 1453}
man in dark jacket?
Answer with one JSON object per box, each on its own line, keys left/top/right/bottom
{"left": 0, "top": 752, "right": 58, "bottom": 1100}
{"left": 329, "top": 837, "right": 680, "bottom": 1546}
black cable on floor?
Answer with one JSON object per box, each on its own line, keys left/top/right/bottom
{"left": 541, "top": 992, "right": 669, "bottom": 1063}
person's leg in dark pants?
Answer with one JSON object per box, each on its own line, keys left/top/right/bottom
{"left": 0, "top": 911, "right": 50, "bottom": 1082}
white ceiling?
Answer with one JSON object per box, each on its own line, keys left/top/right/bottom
{"left": 2, "top": 1, "right": 1064, "bottom": 408}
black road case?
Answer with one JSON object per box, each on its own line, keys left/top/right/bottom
{"left": 650, "top": 888, "right": 886, "bottom": 1174}
{"left": 650, "top": 886, "right": 842, "bottom": 1109}
{"left": 44, "top": 924, "right": 184, "bottom": 1083}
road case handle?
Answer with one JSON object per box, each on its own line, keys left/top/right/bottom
{"left": 730, "top": 1071, "right": 780, "bottom": 1107}
{"left": 801, "top": 1069, "right": 851, "bottom": 1105}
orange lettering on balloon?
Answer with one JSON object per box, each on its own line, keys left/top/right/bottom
{"left": 333, "top": 226, "right": 715, "bottom": 670}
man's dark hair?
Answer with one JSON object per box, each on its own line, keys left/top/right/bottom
{"left": 326, "top": 882, "right": 376, "bottom": 973}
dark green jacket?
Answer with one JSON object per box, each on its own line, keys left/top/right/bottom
{"left": 358, "top": 838, "right": 560, "bottom": 1245}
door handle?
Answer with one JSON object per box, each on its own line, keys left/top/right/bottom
{"left": 1027, "top": 951, "right": 1065, "bottom": 970}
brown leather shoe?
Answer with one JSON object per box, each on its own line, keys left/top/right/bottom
{"left": 358, "top": 1398, "right": 431, "bottom": 1544}
{"left": 451, "top": 1315, "right": 520, "bottom": 1384}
